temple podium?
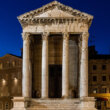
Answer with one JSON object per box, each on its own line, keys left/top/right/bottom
{"left": 12, "top": 1, "right": 96, "bottom": 110}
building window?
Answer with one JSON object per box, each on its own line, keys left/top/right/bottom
{"left": 102, "top": 88, "right": 107, "bottom": 93}
{"left": 18, "top": 86, "right": 22, "bottom": 94}
{"left": 18, "top": 72, "right": 21, "bottom": 79}
{"left": 102, "top": 65, "right": 106, "bottom": 70}
{"left": 93, "top": 65, "right": 97, "bottom": 70}
{"left": 0, "top": 63, "right": 3, "bottom": 69}
{"left": 0, "top": 74, "right": 2, "bottom": 79}
{"left": 0, "top": 102, "right": 3, "bottom": 109}
{"left": 102, "top": 76, "right": 106, "bottom": 81}
{"left": 12, "top": 73, "right": 16, "bottom": 79}
{"left": 109, "top": 88, "right": 110, "bottom": 93}
{"left": 93, "top": 88, "right": 97, "bottom": 93}
{"left": 93, "top": 76, "right": 97, "bottom": 82}
{"left": 104, "top": 101, "right": 106, "bottom": 106}
{"left": 5, "top": 102, "right": 9, "bottom": 110}
{"left": 12, "top": 61, "right": 16, "bottom": 67}
{"left": 97, "top": 101, "right": 101, "bottom": 109}
{"left": 7, "top": 61, "right": 10, "bottom": 67}
{"left": 109, "top": 76, "right": 110, "bottom": 81}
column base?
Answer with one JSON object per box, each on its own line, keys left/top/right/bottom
{"left": 11, "top": 97, "right": 30, "bottom": 110}
{"left": 41, "top": 97, "right": 49, "bottom": 100}
{"left": 80, "top": 97, "right": 97, "bottom": 110}
{"left": 62, "top": 96, "right": 69, "bottom": 99}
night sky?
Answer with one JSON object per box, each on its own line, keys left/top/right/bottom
{"left": 0, "top": 0, "right": 110, "bottom": 57}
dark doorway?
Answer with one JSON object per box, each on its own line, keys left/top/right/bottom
{"left": 49, "top": 65, "right": 62, "bottom": 98}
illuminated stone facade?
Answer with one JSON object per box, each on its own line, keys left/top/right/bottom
{"left": 0, "top": 54, "right": 22, "bottom": 110}
{"left": 89, "top": 46, "right": 110, "bottom": 110}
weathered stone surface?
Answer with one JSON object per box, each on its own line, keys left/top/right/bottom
{"left": 12, "top": 1, "right": 96, "bottom": 110}
{"left": 11, "top": 97, "right": 30, "bottom": 110}
{"left": 69, "top": 40, "right": 78, "bottom": 97}
{"left": 12, "top": 98, "right": 97, "bottom": 110}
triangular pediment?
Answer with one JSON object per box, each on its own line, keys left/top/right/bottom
{"left": 18, "top": 1, "right": 93, "bottom": 20}
{"left": 35, "top": 7, "right": 73, "bottom": 18}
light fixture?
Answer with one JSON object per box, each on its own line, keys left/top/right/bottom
{"left": 93, "top": 90, "right": 97, "bottom": 93}
{"left": 14, "top": 77, "right": 18, "bottom": 84}
{"left": 2, "top": 79, "right": 6, "bottom": 85}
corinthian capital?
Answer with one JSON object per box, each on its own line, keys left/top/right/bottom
{"left": 22, "top": 32, "right": 31, "bottom": 41}
{"left": 42, "top": 32, "right": 49, "bottom": 40}
{"left": 63, "top": 32, "right": 69, "bottom": 40}
{"left": 82, "top": 32, "right": 89, "bottom": 41}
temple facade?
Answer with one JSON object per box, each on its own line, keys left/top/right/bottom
{"left": 12, "top": 1, "right": 96, "bottom": 110}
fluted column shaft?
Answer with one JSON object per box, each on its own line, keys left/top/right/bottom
{"left": 62, "top": 33, "right": 69, "bottom": 98}
{"left": 41, "top": 32, "right": 49, "bottom": 98}
{"left": 22, "top": 33, "right": 32, "bottom": 98}
{"left": 79, "top": 32, "right": 89, "bottom": 98}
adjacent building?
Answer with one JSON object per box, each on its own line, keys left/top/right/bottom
{"left": 0, "top": 54, "right": 22, "bottom": 110}
{"left": 89, "top": 46, "right": 110, "bottom": 110}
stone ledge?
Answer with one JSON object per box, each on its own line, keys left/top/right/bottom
{"left": 80, "top": 97, "right": 96, "bottom": 102}
{"left": 12, "top": 97, "right": 30, "bottom": 102}
{"left": 80, "top": 97, "right": 96, "bottom": 108}
{"left": 12, "top": 97, "right": 30, "bottom": 109}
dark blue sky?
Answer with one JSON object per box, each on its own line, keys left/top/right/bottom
{"left": 0, "top": 0, "right": 110, "bottom": 57}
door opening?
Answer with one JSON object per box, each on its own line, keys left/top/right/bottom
{"left": 49, "top": 65, "right": 62, "bottom": 98}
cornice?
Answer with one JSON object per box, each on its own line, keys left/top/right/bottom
{"left": 19, "top": 17, "right": 91, "bottom": 28}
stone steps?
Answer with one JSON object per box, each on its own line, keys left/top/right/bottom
{"left": 11, "top": 97, "right": 97, "bottom": 110}
{"left": 27, "top": 99, "right": 80, "bottom": 110}
{"left": 27, "top": 108, "right": 79, "bottom": 110}
{"left": 27, "top": 108, "right": 80, "bottom": 110}
{"left": 27, "top": 107, "right": 79, "bottom": 110}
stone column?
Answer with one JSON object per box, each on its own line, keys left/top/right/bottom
{"left": 41, "top": 32, "right": 49, "bottom": 98}
{"left": 22, "top": 33, "right": 32, "bottom": 98}
{"left": 69, "top": 40, "right": 78, "bottom": 98}
{"left": 79, "top": 32, "right": 89, "bottom": 98}
{"left": 62, "top": 33, "right": 69, "bottom": 98}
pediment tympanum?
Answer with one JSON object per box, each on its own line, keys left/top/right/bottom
{"left": 34, "top": 7, "right": 74, "bottom": 18}
{"left": 18, "top": 1, "right": 93, "bottom": 28}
